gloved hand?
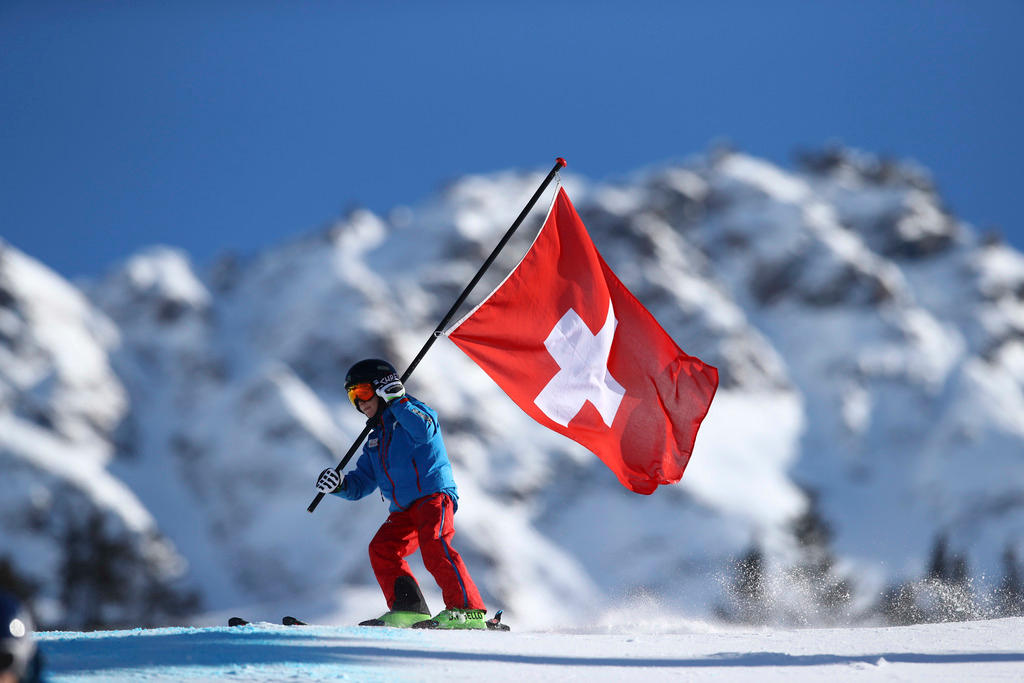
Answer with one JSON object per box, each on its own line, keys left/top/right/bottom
{"left": 316, "top": 468, "right": 343, "bottom": 494}
{"left": 373, "top": 373, "right": 406, "bottom": 403}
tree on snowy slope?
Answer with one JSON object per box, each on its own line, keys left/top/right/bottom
{"left": 59, "top": 509, "right": 199, "bottom": 630}
{"left": 715, "top": 493, "right": 853, "bottom": 626}
{"left": 878, "top": 582, "right": 925, "bottom": 626}
{"left": 715, "top": 546, "right": 768, "bottom": 625}
{"left": 783, "top": 491, "right": 854, "bottom": 624}
{"left": 0, "top": 558, "right": 38, "bottom": 607}
{"left": 921, "top": 535, "right": 976, "bottom": 622}
{"left": 879, "top": 536, "right": 978, "bottom": 625}
{"left": 996, "top": 546, "right": 1024, "bottom": 617}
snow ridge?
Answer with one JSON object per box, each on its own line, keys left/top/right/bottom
{"left": 2, "top": 148, "right": 1023, "bottom": 630}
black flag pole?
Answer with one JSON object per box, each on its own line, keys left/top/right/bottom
{"left": 308, "top": 157, "right": 567, "bottom": 513}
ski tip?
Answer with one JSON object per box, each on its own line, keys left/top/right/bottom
{"left": 228, "top": 617, "right": 250, "bottom": 627}
{"left": 282, "top": 616, "right": 307, "bottom": 626}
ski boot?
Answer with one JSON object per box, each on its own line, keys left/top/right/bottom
{"left": 412, "top": 608, "right": 487, "bottom": 630}
{"left": 360, "top": 610, "right": 433, "bottom": 628}
{"left": 361, "top": 576, "right": 432, "bottom": 627}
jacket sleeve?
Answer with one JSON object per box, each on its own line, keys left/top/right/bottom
{"left": 387, "top": 398, "right": 439, "bottom": 444}
{"left": 334, "top": 448, "right": 377, "bottom": 500}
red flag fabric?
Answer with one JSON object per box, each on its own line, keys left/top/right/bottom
{"left": 446, "top": 187, "right": 718, "bottom": 494}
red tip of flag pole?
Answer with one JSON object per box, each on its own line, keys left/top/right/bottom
{"left": 556, "top": 157, "right": 567, "bottom": 169}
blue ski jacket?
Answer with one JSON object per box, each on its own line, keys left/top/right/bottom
{"left": 332, "top": 395, "right": 458, "bottom": 512}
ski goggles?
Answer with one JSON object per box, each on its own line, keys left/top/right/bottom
{"left": 346, "top": 383, "right": 375, "bottom": 405}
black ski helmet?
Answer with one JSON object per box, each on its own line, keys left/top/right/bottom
{"left": 344, "top": 358, "right": 398, "bottom": 389}
{"left": 0, "top": 592, "right": 36, "bottom": 681}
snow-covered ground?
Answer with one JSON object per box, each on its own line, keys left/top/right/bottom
{"left": 38, "top": 617, "right": 1024, "bottom": 682}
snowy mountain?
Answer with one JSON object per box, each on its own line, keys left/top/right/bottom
{"left": 0, "top": 247, "right": 191, "bottom": 628}
{"left": 2, "top": 147, "right": 1023, "bottom": 630}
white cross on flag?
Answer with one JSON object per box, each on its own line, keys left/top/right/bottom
{"left": 446, "top": 187, "right": 718, "bottom": 494}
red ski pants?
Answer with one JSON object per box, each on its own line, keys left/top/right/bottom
{"left": 368, "top": 493, "right": 485, "bottom": 611}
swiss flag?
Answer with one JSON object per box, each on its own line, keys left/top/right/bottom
{"left": 446, "top": 187, "right": 718, "bottom": 494}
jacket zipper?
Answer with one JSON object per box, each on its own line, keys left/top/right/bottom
{"left": 412, "top": 457, "right": 422, "bottom": 493}
{"left": 379, "top": 421, "right": 400, "bottom": 508}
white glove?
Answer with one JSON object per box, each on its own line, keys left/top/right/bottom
{"left": 316, "top": 468, "right": 341, "bottom": 494}
{"left": 373, "top": 373, "right": 406, "bottom": 403}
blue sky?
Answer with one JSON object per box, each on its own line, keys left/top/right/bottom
{"left": 2, "top": 1, "right": 1022, "bottom": 278}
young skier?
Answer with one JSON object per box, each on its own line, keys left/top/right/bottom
{"left": 315, "top": 358, "right": 489, "bottom": 629}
